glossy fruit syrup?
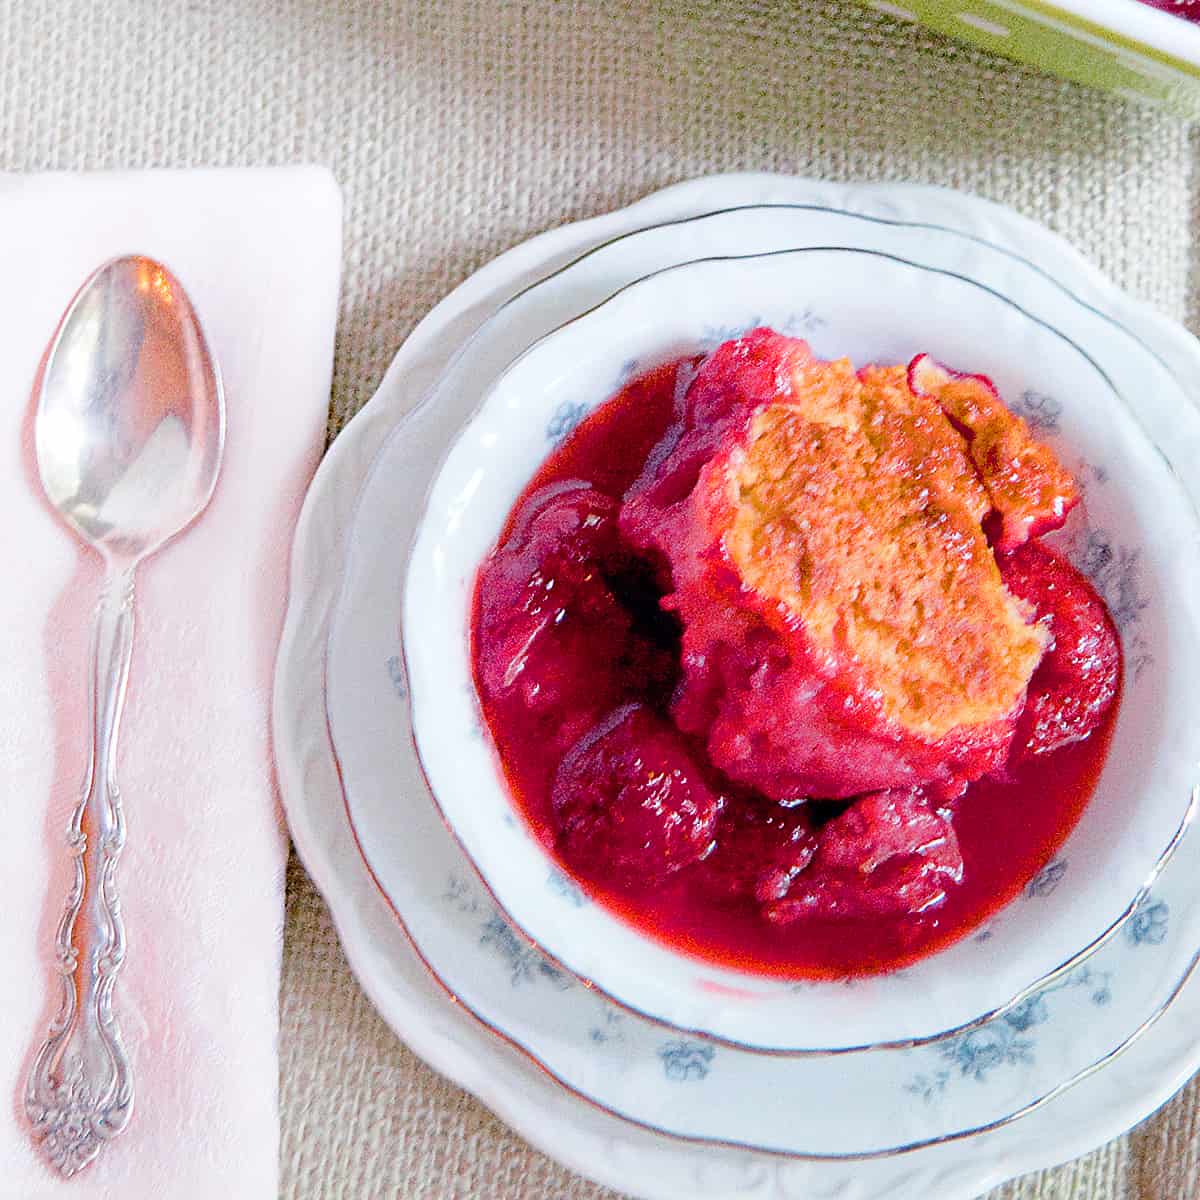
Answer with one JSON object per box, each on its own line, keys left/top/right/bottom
{"left": 471, "top": 361, "right": 1120, "bottom": 978}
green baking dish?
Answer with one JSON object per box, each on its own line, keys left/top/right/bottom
{"left": 861, "top": 0, "right": 1200, "bottom": 115}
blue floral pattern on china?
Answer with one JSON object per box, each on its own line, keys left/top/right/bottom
{"left": 441, "top": 854, "right": 1173, "bottom": 1109}
{"left": 385, "top": 654, "right": 408, "bottom": 700}
{"left": 589, "top": 1009, "right": 627, "bottom": 1047}
{"left": 1068, "top": 525, "right": 1153, "bottom": 679}
{"left": 480, "top": 915, "right": 574, "bottom": 990}
{"left": 698, "top": 309, "right": 825, "bottom": 352}
{"left": 905, "top": 900, "right": 1166, "bottom": 1102}
{"left": 546, "top": 398, "right": 588, "bottom": 445}
{"left": 659, "top": 1041, "right": 716, "bottom": 1082}
{"left": 1013, "top": 389, "right": 1062, "bottom": 433}
{"left": 1025, "top": 859, "right": 1067, "bottom": 899}
{"left": 444, "top": 874, "right": 573, "bottom": 990}
{"left": 546, "top": 868, "right": 588, "bottom": 908}
{"left": 1127, "top": 897, "right": 1170, "bottom": 946}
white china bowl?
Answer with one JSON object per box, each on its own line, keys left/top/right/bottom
{"left": 404, "top": 243, "right": 1200, "bottom": 1053}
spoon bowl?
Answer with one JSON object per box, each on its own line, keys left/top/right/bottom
{"left": 35, "top": 256, "right": 224, "bottom": 564}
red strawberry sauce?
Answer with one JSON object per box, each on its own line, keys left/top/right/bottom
{"left": 471, "top": 361, "right": 1120, "bottom": 978}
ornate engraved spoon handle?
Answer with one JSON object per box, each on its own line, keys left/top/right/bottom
{"left": 26, "top": 566, "right": 136, "bottom": 1177}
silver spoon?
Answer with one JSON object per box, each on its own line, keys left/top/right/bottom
{"left": 25, "top": 256, "right": 225, "bottom": 1177}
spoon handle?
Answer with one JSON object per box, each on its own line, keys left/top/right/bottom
{"left": 26, "top": 567, "right": 136, "bottom": 1176}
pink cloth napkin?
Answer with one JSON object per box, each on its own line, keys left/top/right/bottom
{"left": 0, "top": 168, "right": 341, "bottom": 1199}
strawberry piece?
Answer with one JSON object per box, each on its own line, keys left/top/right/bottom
{"left": 551, "top": 704, "right": 721, "bottom": 884}
{"left": 767, "top": 788, "right": 963, "bottom": 922}
{"left": 621, "top": 329, "right": 812, "bottom": 541}
{"left": 698, "top": 799, "right": 819, "bottom": 905}
{"left": 998, "top": 541, "right": 1121, "bottom": 758}
{"left": 475, "top": 484, "right": 674, "bottom": 754}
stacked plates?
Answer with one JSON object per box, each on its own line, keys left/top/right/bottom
{"left": 274, "top": 175, "right": 1200, "bottom": 1200}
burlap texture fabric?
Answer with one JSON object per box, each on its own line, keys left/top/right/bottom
{"left": 2, "top": 1, "right": 1199, "bottom": 1195}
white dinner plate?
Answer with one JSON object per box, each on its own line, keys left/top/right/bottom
{"left": 276, "top": 175, "right": 1200, "bottom": 1199}
{"left": 330, "top": 207, "right": 1200, "bottom": 1150}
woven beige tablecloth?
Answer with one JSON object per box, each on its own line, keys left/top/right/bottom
{"left": 4, "top": 1, "right": 1200, "bottom": 1196}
